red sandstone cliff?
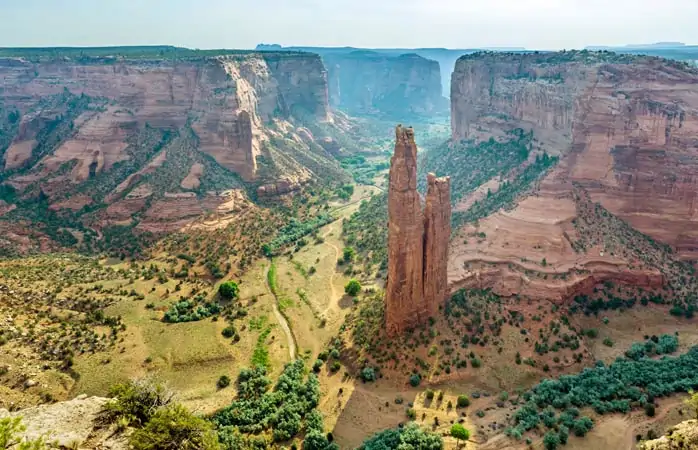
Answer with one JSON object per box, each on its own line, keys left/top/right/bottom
{"left": 386, "top": 127, "right": 451, "bottom": 335}
{"left": 447, "top": 51, "right": 698, "bottom": 299}
{"left": 0, "top": 52, "right": 345, "bottom": 235}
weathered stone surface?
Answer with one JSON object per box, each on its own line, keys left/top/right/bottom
{"left": 423, "top": 173, "right": 451, "bottom": 316}
{"left": 451, "top": 52, "right": 698, "bottom": 260}
{"left": 386, "top": 128, "right": 451, "bottom": 336}
{"left": 640, "top": 420, "right": 698, "bottom": 449}
{"left": 324, "top": 52, "right": 448, "bottom": 116}
{"left": 386, "top": 126, "right": 425, "bottom": 335}
{"left": 447, "top": 51, "right": 698, "bottom": 300}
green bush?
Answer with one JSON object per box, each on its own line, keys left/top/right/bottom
{"left": 409, "top": 374, "right": 421, "bottom": 387}
{"left": 217, "top": 375, "right": 231, "bottom": 389}
{"left": 218, "top": 281, "right": 239, "bottom": 300}
{"left": 359, "top": 423, "right": 442, "bottom": 449}
{"left": 102, "top": 379, "right": 174, "bottom": 427}
{"left": 361, "top": 367, "right": 377, "bottom": 382}
{"left": 313, "top": 359, "right": 324, "bottom": 373}
{"left": 457, "top": 395, "right": 470, "bottom": 408}
{"left": 345, "top": 279, "right": 361, "bottom": 297}
{"left": 130, "top": 404, "right": 220, "bottom": 450}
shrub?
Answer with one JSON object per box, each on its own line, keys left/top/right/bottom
{"left": 102, "top": 379, "right": 174, "bottom": 427}
{"left": 543, "top": 431, "right": 560, "bottom": 450}
{"left": 425, "top": 389, "right": 435, "bottom": 401}
{"left": 330, "top": 361, "right": 341, "bottom": 372}
{"left": 343, "top": 247, "right": 356, "bottom": 263}
{"left": 221, "top": 326, "right": 236, "bottom": 338}
{"left": 312, "top": 359, "right": 324, "bottom": 373}
{"left": 218, "top": 281, "right": 239, "bottom": 300}
{"left": 409, "top": 374, "right": 421, "bottom": 387}
{"left": 361, "top": 367, "right": 377, "bottom": 382}
{"left": 406, "top": 408, "right": 417, "bottom": 420}
{"left": 603, "top": 337, "right": 614, "bottom": 347}
{"left": 0, "top": 416, "right": 49, "bottom": 449}
{"left": 130, "top": 404, "right": 220, "bottom": 450}
{"left": 217, "top": 375, "right": 231, "bottom": 389}
{"left": 457, "top": 395, "right": 470, "bottom": 408}
{"left": 345, "top": 279, "right": 361, "bottom": 297}
{"left": 359, "top": 423, "right": 442, "bottom": 449}
{"left": 644, "top": 403, "right": 656, "bottom": 417}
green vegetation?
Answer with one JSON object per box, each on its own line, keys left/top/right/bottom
{"left": 342, "top": 193, "right": 388, "bottom": 271}
{"left": 419, "top": 129, "right": 533, "bottom": 203}
{"left": 0, "top": 416, "right": 51, "bottom": 449}
{"left": 102, "top": 379, "right": 174, "bottom": 428}
{"left": 218, "top": 281, "right": 239, "bottom": 300}
{"left": 450, "top": 423, "right": 470, "bottom": 448}
{"left": 359, "top": 423, "right": 443, "bottom": 450}
{"left": 251, "top": 326, "right": 273, "bottom": 369}
{"left": 457, "top": 395, "right": 470, "bottom": 408}
{"left": 625, "top": 334, "right": 678, "bottom": 360}
{"left": 453, "top": 152, "right": 558, "bottom": 227}
{"left": 263, "top": 214, "right": 335, "bottom": 256}
{"left": 130, "top": 404, "right": 220, "bottom": 450}
{"left": 212, "top": 360, "right": 331, "bottom": 445}
{"left": 345, "top": 279, "right": 362, "bottom": 296}
{"left": 163, "top": 299, "right": 221, "bottom": 323}
{"left": 508, "top": 339, "right": 698, "bottom": 444}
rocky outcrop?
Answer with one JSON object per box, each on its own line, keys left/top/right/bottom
{"left": 0, "top": 395, "right": 127, "bottom": 449}
{"left": 0, "top": 51, "right": 345, "bottom": 239}
{"left": 450, "top": 51, "right": 698, "bottom": 259}
{"left": 324, "top": 52, "right": 448, "bottom": 116}
{"left": 386, "top": 126, "right": 451, "bottom": 336}
{"left": 447, "top": 51, "right": 698, "bottom": 301}
{"left": 640, "top": 420, "right": 698, "bottom": 449}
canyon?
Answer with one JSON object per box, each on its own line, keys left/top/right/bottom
{"left": 0, "top": 50, "right": 350, "bottom": 244}
{"left": 447, "top": 51, "right": 698, "bottom": 302}
{"left": 385, "top": 126, "right": 451, "bottom": 336}
{"left": 257, "top": 44, "right": 449, "bottom": 115}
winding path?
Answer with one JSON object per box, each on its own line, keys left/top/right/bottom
{"left": 264, "top": 263, "right": 297, "bottom": 360}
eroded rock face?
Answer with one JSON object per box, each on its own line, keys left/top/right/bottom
{"left": 386, "top": 127, "right": 451, "bottom": 336}
{"left": 324, "top": 52, "right": 447, "bottom": 116}
{"left": 640, "top": 420, "right": 698, "bottom": 450}
{"left": 444, "top": 52, "right": 698, "bottom": 302}
{"left": 0, "top": 52, "right": 339, "bottom": 236}
{"left": 423, "top": 173, "right": 452, "bottom": 316}
{"left": 451, "top": 52, "right": 698, "bottom": 260}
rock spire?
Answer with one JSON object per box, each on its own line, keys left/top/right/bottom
{"left": 385, "top": 126, "right": 451, "bottom": 336}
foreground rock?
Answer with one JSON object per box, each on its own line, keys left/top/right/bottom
{"left": 640, "top": 420, "right": 698, "bottom": 449}
{"left": 386, "top": 126, "right": 451, "bottom": 335}
{"left": 0, "top": 396, "right": 127, "bottom": 449}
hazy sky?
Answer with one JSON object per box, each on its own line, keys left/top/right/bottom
{"left": 2, "top": 0, "right": 697, "bottom": 50}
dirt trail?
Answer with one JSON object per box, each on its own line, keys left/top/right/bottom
{"left": 322, "top": 226, "right": 341, "bottom": 316}
{"left": 623, "top": 398, "right": 685, "bottom": 449}
{"left": 264, "top": 263, "right": 297, "bottom": 360}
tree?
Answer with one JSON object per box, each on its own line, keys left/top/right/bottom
{"left": 543, "top": 431, "right": 561, "bottom": 450}
{"left": 130, "top": 404, "right": 219, "bottom": 449}
{"left": 343, "top": 247, "right": 356, "bottom": 263}
{"left": 345, "top": 279, "right": 361, "bottom": 297}
{"left": 450, "top": 423, "right": 470, "bottom": 449}
{"left": 218, "top": 281, "right": 239, "bottom": 300}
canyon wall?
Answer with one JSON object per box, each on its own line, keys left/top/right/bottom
{"left": 0, "top": 52, "right": 345, "bottom": 235}
{"left": 323, "top": 52, "right": 448, "bottom": 116}
{"left": 386, "top": 126, "right": 451, "bottom": 336}
{"left": 447, "top": 51, "right": 698, "bottom": 300}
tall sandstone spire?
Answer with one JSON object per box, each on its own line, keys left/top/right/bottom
{"left": 386, "top": 126, "right": 425, "bottom": 335}
{"left": 385, "top": 126, "right": 451, "bottom": 336}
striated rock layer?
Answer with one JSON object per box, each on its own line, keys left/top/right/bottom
{"left": 451, "top": 52, "right": 698, "bottom": 260}
{"left": 324, "top": 52, "right": 448, "bottom": 116}
{"left": 0, "top": 52, "right": 347, "bottom": 237}
{"left": 386, "top": 126, "right": 451, "bottom": 336}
